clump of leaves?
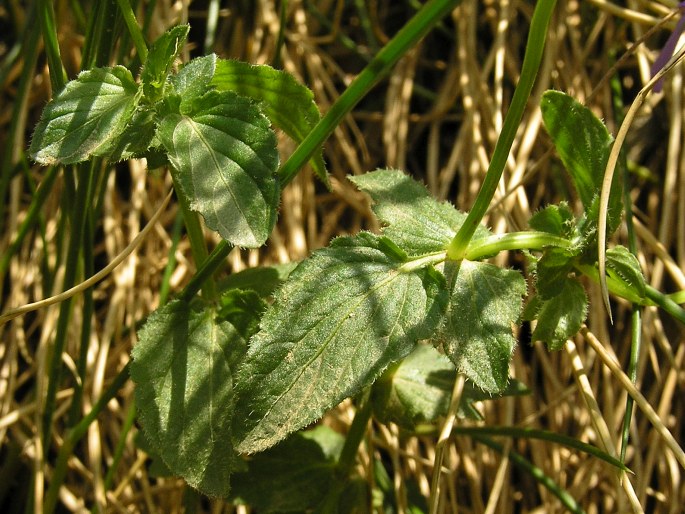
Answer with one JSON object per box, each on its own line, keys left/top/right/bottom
{"left": 29, "top": 24, "right": 662, "bottom": 507}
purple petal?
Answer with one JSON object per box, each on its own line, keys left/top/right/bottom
{"left": 651, "top": 9, "right": 685, "bottom": 93}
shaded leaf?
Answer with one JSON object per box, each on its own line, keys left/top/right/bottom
{"left": 350, "top": 169, "right": 490, "bottom": 256}
{"left": 157, "top": 89, "right": 279, "bottom": 247}
{"left": 217, "top": 289, "right": 267, "bottom": 340}
{"left": 141, "top": 25, "right": 189, "bottom": 102}
{"left": 130, "top": 300, "right": 245, "bottom": 497}
{"left": 372, "top": 344, "right": 529, "bottom": 428}
{"left": 532, "top": 278, "right": 587, "bottom": 350}
{"left": 230, "top": 425, "right": 344, "bottom": 512}
{"left": 212, "top": 59, "right": 328, "bottom": 185}
{"left": 217, "top": 262, "right": 298, "bottom": 298}
{"left": 438, "top": 261, "right": 526, "bottom": 393}
{"left": 30, "top": 66, "right": 139, "bottom": 164}
{"left": 540, "top": 91, "right": 622, "bottom": 232}
{"left": 233, "top": 232, "right": 448, "bottom": 453}
{"left": 535, "top": 248, "right": 575, "bottom": 300}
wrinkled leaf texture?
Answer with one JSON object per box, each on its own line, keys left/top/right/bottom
{"left": 233, "top": 231, "right": 447, "bottom": 453}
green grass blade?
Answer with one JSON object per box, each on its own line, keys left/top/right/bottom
{"left": 278, "top": 0, "right": 463, "bottom": 185}
{"left": 447, "top": 0, "right": 557, "bottom": 260}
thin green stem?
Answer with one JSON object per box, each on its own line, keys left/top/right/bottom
{"left": 37, "top": 0, "right": 66, "bottom": 92}
{"left": 278, "top": 0, "right": 462, "bottom": 185}
{"left": 0, "top": 4, "right": 41, "bottom": 233}
{"left": 170, "top": 176, "right": 217, "bottom": 301}
{"left": 447, "top": 0, "right": 557, "bottom": 260}
{"left": 115, "top": 0, "right": 148, "bottom": 62}
{"left": 44, "top": 363, "right": 131, "bottom": 514}
{"left": 0, "top": 166, "right": 59, "bottom": 278}
{"left": 464, "top": 231, "right": 571, "bottom": 261}
{"left": 644, "top": 285, "right": 685, "bottom": 324}
{"left": 272, "top": 0, "right": 288, "bottom": 68}
{"left": 472, "top": 436, "right": 586, "bottom": 514}
{"left": 178, "top": 240, "right": 232, "bottom": 303}
{"left": 42, "top": 163, "right": 96, "bottom": 450}
{"left": 317, "top": 391, "right": 373, "bottom": 514}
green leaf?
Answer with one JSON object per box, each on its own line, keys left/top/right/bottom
{"left": 130, "top": 300, "right": 245, "bottom": 497}
{"left": 438, "top": 261, "right": 526, "bottom": 393}
{"left": 211, "top": 58, "right": 328, "bottom": 185}
{"left": 233, "top": 232, "right": 448, "bottom": 453}
{"left": 30, "top": 66, "right": 139, "bottom": 164}
{"left": 372, "top": 344, "right": 456, "bottom": 428}
{"left": 535, "top": 248, "right": 575, "bottom": 300}
{"left": 372, "top": 344, "right": 529, "bottom": 428}
{"left": 350, "top": 169, "right": 490, "bottom": 256}
{"left": 540, "top": 91, "right": 622, "bottom": 231}
{"left": 141, "top": 25, "right": 189, "bottom": 102}
{"left": 532, "top": 278, "right": 587, "bottom": 350}
{"left": 172, "top": 54, "right": 217, "bottom": 110}
{"left": 217, "top": 289, "right": 266, "bottom": 340}
{"left": 606, "top": 245, "right": 645, "bottom": 300}
{"left": 230, "top": 425, "right": 344, "bottom": 512}
{"left": 217, "top": 262, "right": 298, "bottom": 298}
{"left": 528, "top": 202, "right": 576, "bottom": 239}
{"left": 99, "top": 107, "right": 157, "bottom": 161}
{"left": 157, "top": 89, "right": 280, "bottom": 248}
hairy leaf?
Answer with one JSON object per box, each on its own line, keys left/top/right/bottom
{"left": 99, "top": 107, "right": 157, "bottom": 161}
{"left": 230, "top": 426, "right": 344, "bottom": 512}
{"left": 350, "top": 169, "right": 490, "bottom": 255}
{"left": 535, "top": 248, "right": 575, "bottom": 300}
{"left": 532, "top": 278, "right": 587, "bottom": 350}
{"left": 141, "top": 25, "right": 189, "bottom": 102}
{"left": 438, "top": 261, "right": 526, "bottom": 393}
{"left": 30, "top": 66, "right": 139, "bottom": 164}
{"left": 529, "top": 202, "right": 576, "bottom": 239}
{"left": 606, "top": 245, "right": 645, "bottom": 300}
{"left": 233, "top": 232, "right": 448, "bottom": 453}
{"left": 372, "top": 344, "right": 530, "bottom": 427}
{"left": 157, "top": 89, "right": 279, "bottom": 247}
{"left": 541, "top": 91, "right": 623, "bottom": 233}
{"left": 130, "top": 300, "right": 244, "bottom": 497}
{"left": 172, "top": 54, "right": 217, "bottom": 110}
{"left": 212, "top": 59, "right": 328, "bottom": 185}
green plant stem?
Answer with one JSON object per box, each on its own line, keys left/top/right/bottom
{"left": 186, "top": 0, "right": 463, "bottom": 301}
{"left": 278, "top": 0, "right": 462, "bottom": 185}
{"left": 42, "top": 163, "right": 96, "bottom": 450}
{"left": 464, "top": 231, "right": 571, "bottom": 261}
{"left": 611, "top": 60, "right": 643, "bottom": 464}
{"left": 44, "top": 363, "right": 131, "bottom": 514}
{"left": 37, "top": 0, "right": 66, "bottom": 92}
{"left": 115, "top": 0, "right": 148, "bottom": 62}
{"left": 178, "top": 240, "right": 232, "bottom": 303}
{"left": 272, "top": 0, "right": 288, "bottom": 68}
{"left": 452, "top": 426, "right": 629, "bottom": 471}
{"left": 98, "top": 400, "right": 137, "bottom": 511}
{"left": 0, "top": 166, "right": 58, "bottom": 278}
{"left": 472, "top": 436, "right": 586, "bottom": 514}
{"left": 644, "top": 285, "right": 685, "bottom": 324}
{"left": 0, "top": 4, "right": 41, "bottom": 233}
{"left": 317, "top": 391, "right": 373, "bottom": 513}
{"left": 447, "top": 0, "right": 557, "bottom": 260}
{"left": 170, "top": 176, "right": 217, "bottom": 301}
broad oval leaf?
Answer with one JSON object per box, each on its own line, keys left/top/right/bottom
{"left": 232, "top": 232, "right": 448, "bottom": 453}
{"left": 532, "top": 278, "right": 587, "bottom": 350}
{"left": 438, "top": 260, "right": 526, "bottom": 393}
{"left": 211, "top": 58, "right": 328, "bottom": 185}
{"left": 130, "top": 300, "right": 245, "bottom": 497}
{"left": 350, "top": 169, "right": 490, "bottom": 256}
{"left": 229, "top": 425, "right": 344, "bottom": 512}
{"left": 606, "top": 245, "right": 646, "bottom": 300}
{"left": 157, "top": 89, "right": 279, "bottom": 247}
{"left": 30, "top": 66, "right": 139, "bottom": 164}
